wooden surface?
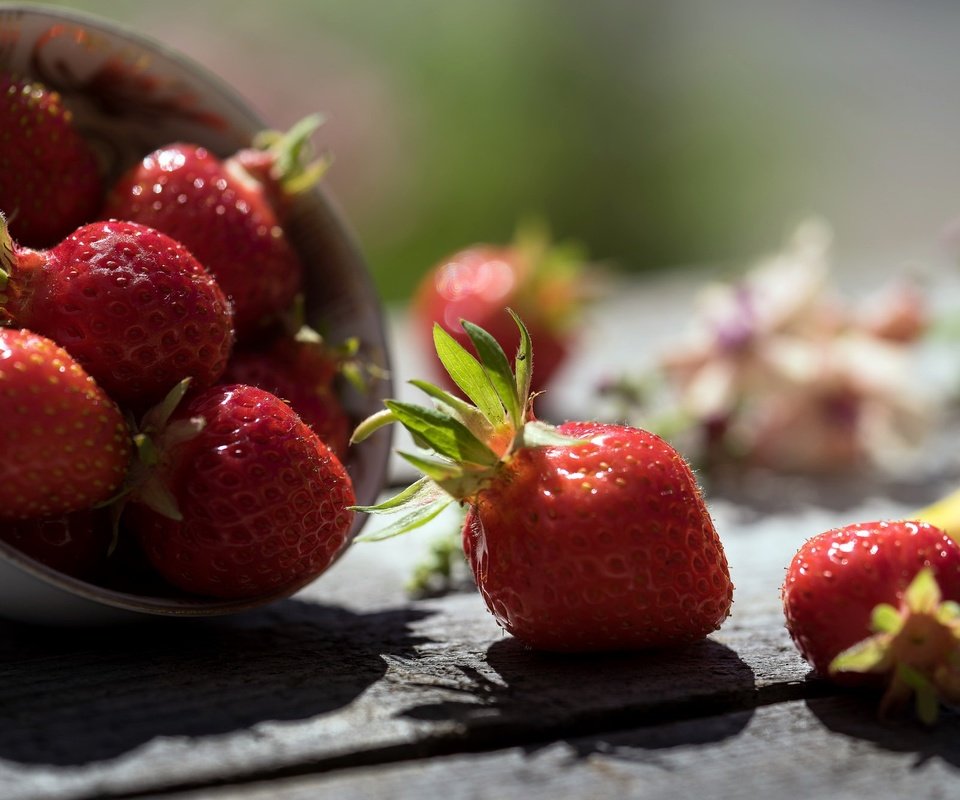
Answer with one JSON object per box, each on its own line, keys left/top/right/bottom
{"left": 6, "top": 275, "right": 960, "bottom": 800}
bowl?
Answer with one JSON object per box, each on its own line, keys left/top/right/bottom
{"left": 0, "top": 4, "right": 393, "bottom": 623}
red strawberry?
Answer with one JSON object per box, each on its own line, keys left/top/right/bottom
{"left": 0, "top": 216, "right": 234, "bottom": 410}
{"left": 412, "top": 225, "right": 588, "bottom": 396}
{"left": 0, "top": 73, "right": 102, "bottom": 248}
{"left": 220, "top": 329, "right": 352, "bottom": 461}
{"left": 126, "top": 383, "right": 355, "bottom": 600}
{"left": 102, "top": 116, "right": 326, "bottom": 339}
{"left": 0, "top": 328, "right": 130, "bottom": 520}
{"left": 352, "top": 312, "right": 733, "bottom": 652}
{"left": 781, "top": 520, "right": 960, "bottom": 723}
{"left": 0, "top": 508, "right": 113, "bottom": 580}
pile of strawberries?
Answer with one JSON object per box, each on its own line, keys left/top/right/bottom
{"left": 0, "top": 71, "right": 357, "bottom": 600}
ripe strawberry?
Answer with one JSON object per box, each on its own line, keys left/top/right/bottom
{"left": 412, "top": 224, "right": 589, "bottom": 396}
{"left": 125, "top": 382, "right": 355, "bottom": 599}
{"left": 0, "top": 328, "right": 130, "bottom": 520}
{"left": 220, "top": 328, "right": 352, "bottom": 461}
{"left": 102, "top": 116, "right": 326, "bottom": 339}
{"left": 781, "top": 520, "right": 960, "bottom": 723}
{"left": 0, "top": 73, "right": 103, "bottom": 248}
{"left": 0, "top": 508, "right": 113, "bottom": 580}
{"left": 352, "top": 312, "right": 733, "bottom": 652}
{"left": 0, "top": 216, "right": 234, "bottom": 410}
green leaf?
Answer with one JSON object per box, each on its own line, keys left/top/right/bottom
{"left": 915, "top": 683, "right": 940, "bottom": 726}
{"left": 139, "top": 378, "right": 192, "bottom": 433}
{"left": 355, "top": 497, "right": 453, "bottom": 542}
{"left": 895, "top": 663, "right": 940, "bottom": 725}
{"left": 936, "top": 600, "right": 960, "bottom": 627}
{"left": 871, "top": 603, "right": 904, "bottom": 635}
{"left": 409, "top": 379, "right": 496, "bottom": 443}
{"left": 433, "top": 325, "right": 505, "bottom": 425}
{"left": 399, "top": 451, "right": 465, "bottom": 484}
{"left": 829, "top": 635, "right": 891, "bottom": 675}
{"left": 520, "top": 419, "right": 589, "bottom": 449}
{"left": 135, "top": 476, "right": 183, "bottom": 522}
{"left": 351, "top": 409, "right": 398, "bottom": 444}
{"left": 399, "top": 452, "right": 491, "bottom": 500}
{"left": 351, "top": 476, "right": 448, "bottom": 514}
{"left": 905, "top": 567, "right": 941, "bottom": 614}
{"left": 508, "top": 309, "right": 533, "bottom": 408}
{"left": 385, "top": 401, "right": 499, "bottom": 466}
{"left": 462, "top": 320, "right": 521, "bottom": 427}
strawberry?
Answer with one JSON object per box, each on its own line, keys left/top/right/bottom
{"left": 125, "top": 382, "right": 355, "bottom": 600}
{"left": 0, "top": 328, "right": 130, "bottom": 520}
{"left": 412, "top": 223, "right": 588, "bottom": 396}
{"left": 220, "top": 328, "right": 353, "bottom": 461}
{"left": 0, "top": 215, "right": 234, "bottom": 410}
{"left": 0, "top": 73, "right": 103, "bottom": 248}
{"left": 0, "top": 508, "right": 113, "bottom": 580}
{"left": 102, "top": 116, "right": 326, "bottom": 339}
{"left": 352, "top": 312, "right": 733, "bottom": 652}
{"left": 781, "top": 520, "right": 960, "bottom": 723}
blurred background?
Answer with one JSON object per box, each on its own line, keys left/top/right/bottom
{"left": 44, "top": 0, "right": 960, "bottom": 301}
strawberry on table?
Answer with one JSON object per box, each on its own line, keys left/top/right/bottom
{"left": 781, "top": 519, "right": 960, "bottom": 723}
{"left": 0, "top": 328, "right": 130, "bottom": 520}
{"left": 352, "top": 311, "right": 733, "bottom": 652}
{"left": 103, "top": 116, "right": 326, "bottom": 340}
{"left": 0, "top": 72, "right": 103, "bottom": 248}
{"left": 0, "top": 215, "right": 234, "bottom": 411}
{"left": 125, "top": 382, "right": 355, "bottom": 600}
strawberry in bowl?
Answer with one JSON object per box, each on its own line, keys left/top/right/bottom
{"left": 0, "top": 6, "right": 391, "bottom": 623}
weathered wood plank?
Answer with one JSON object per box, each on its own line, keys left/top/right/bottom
{"left": 0, "top": 593, "right": 810, "bottom": 800}
{"left": 0, "top": 483, "right": 926, "bottom": 800}
{"left": 156, "top": 697, "right": 960, "bottom": 800}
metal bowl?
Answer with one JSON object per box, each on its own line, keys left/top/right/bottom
{"left": 0, "top": 5, "right": 393, "bottom": 623}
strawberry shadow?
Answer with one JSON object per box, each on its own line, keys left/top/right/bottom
{"left": 398, "top": 636, "right": 757, "bottom": 752}
{"left": 805, "top": 694, "right": 960, "bottom": 767}
{"left": 0, "top": 599, "right": 431, "bottom": 767}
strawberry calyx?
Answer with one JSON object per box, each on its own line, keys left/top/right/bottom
{"left": 231, "top": 113, "right": 330, "bottom": 204}
{"left": 829, "top": 567, "right": 960, "bottom": 724}
{"left": 350, "top": 310, "right": 585, "bottom": 540}
{"left": 0, "top": 212, "right": 13, "bottom": 298}
{"left": 0, "top": 211, "right": 44, "bottom": 321}
{"left": 280, "top": 295, "right": 387, "bottom": 393}
{"left": 119, "top": 379, "right": 206, "bottom": 522}
{"left": 509, "top": 218, "right": 594, "bottom": 335}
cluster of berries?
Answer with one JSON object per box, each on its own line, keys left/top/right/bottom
{"left": 0, "top": 72, "right": 357, "bottom": 601}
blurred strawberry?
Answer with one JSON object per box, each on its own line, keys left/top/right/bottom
{"left": 412, "top": 221, "right": 589, "bottom": 396}
{"left": 0, "top": 72, "right": 102, "bottom": 248}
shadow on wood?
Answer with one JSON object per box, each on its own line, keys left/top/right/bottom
{"left": 397, "top": 636, "right": 758, "bottom": 751}
{"left": 805, "top": 695, "right": 960, "bottom": 767}
{"left": 0, "top": 599, "right": 433, "bottom": 766}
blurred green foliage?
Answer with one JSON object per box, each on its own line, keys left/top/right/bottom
{"left": 41, "top": 0, "right": 960, "bottom": 302}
